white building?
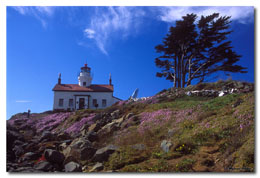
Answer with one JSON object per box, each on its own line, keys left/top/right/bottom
{"left": 52, "top": 64, "right": 121, "bottom": 111}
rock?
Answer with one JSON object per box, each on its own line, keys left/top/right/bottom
{"left": 12, "top": 167, "right": 39, "bottom": 173}
{"left": 92, "top": 145, "right": 119, "bottom": 162}
{"left": 121, "top": 115, "right": 140, "bottom": 129}
{"left": 131, "top": 144, "right": 146, "bottom": 151}
{"left": 13, "top": 145, "right": 24, "bottom": 157}
{"left": 14, "top": 119, "right": 24, "bottom": 125}
{"left": 65, "top": 162, "right": 82, "bottom": 172}
{"left": 40, "top": 131, "right": 53, "bottom": 142}
{"left": 201, "top": 159, "right": 215, "bottom": 167}
{"left": 232, "top": 98, "right": 243, "bottom": 108}
{"left": 44, "top": 149, "right": 65, "bottom": 165}
{"left": 71, "top": 137, "right": 91, "bottom": 149}
{"left": 59, "top": 142, "right": 68, "bottom": 151}
{"left": 57, "top": 132, "right": 71, "bottom": 141}
{"left": 22, "top": 152, "right": 39, "bottom": 161}
{"left": 85, "top": 131, "right": 98, "bottom": 142}
{"left": 114, "top": 117, "right": 125, "bottom": 127}
{"left": 236, "top": 81, "right": 244, "bottom": 89}
{"left": 111, "top": 109, "right": 120, "bottom": 120}
{"left": 89, "top": 162, "right": 104, "bottom": 172}
{"left": 186, "top": 91, "right": 192, "bottom": 96}
{"left": 168, "top": 129, "right": 176, "bottom": 137}
{"left": 34, "top": 161, "right": 53, "bottom": 172}
{"left": 59, "top": 140, "right": 72, "bottom": 151}
{"left": 23, "top": 130, "right": 35, "bottom": 140}
{"left": 14, "top": 140, "right": 25, "bottom": 146}
{"left": 7, "top": 130, "right": 23, "bottom": 150}
{"left": 218, "top": 91, "right": 225, "bottom": 97}
{"left": 125, "top": 113, "right": 134, "bottom": 120}
{"left": 80, "top": 124, "right": 90, "bottom": 132}
{"left": 160, "top": 140, "right": 173, "bottom": 153}
{"left": 63, "top": 138, "right": 96, "bottom": 162}
{"left": 98, "top": 121, "right": 119, "bottom": 136}
{"left": 88, "top": 123, "right": 102, "bottom": 133}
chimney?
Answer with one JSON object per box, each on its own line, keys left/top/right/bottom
{"left": 109, "top": 73, "right": 112, "bottom": 85}
{"left": 58, "top": 73, "right": 61, "bottom": 84}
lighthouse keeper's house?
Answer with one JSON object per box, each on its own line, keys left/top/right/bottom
{"left": 52, "top": 64, "right": 121, "bottom": 111}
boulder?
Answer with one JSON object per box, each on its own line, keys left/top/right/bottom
{"left": 59, "top": 142, "right": 68, "bottom": 151}
{"left": 88, "top": 123, "right": 102, "bottom": 133}
{"left": 57, "top": 132, "right": 71, "bottom": 141}
{"left": 71, "top": 137, "right": 91, "bottom": 149}
{"left": 21, "top": 152, "right": 40, "bottom": 162}
{"left": 168, "top": 129, "right": 176, "bottom": 137}
{"left": 120, "top": 115, "right": 140, "bottom": 129}
{"left": 34, "top": 161, "right": 53, "bottom": 172}
{"left": 131, "top": 144, "right": 146, "bottom": 151}
{"left": 97, "top": 121, "right": 119, "bottom": 137}
{"left": 232, "top": 98, "right": 243, "bottom": 108}
{"left": 125, "top": 113, "right": 134, "bottom": 120}
{"left": 111, "top": 110, "right": 120, "bottom": 120}
{"left": 64, "top": 161, "right": 82, "bottom": 172}
{"left": 7, "top": 130, "right": 23, "bottom": 150}
{"left": 92, "top": 145, "right": 119, "bottom": 162}
{"left": 14, "top": 140, "right": 25, "bottom": 146}
{"left": 13, "top": 145, "right": 24, "bottom": 157}
{"left": 89, "top": 162, "right": 104, "bottom": 172}
{"left": 218, "top": 91, "right": 225, "bottom": 97}
{"left": 59, "top": 140, "right": 72, "bottom": 151}
{"left": 44, "top": 149, "right": 65, "bottom": 165}
{"left": 85, "top": 131, "right": 98, "bottom": 142}
{"left": 160, "top": 140, "right": 173, "bottom": 153}
{"left": 63, "top": 138, "right": 96, "bottom": 162}
{"left": 40, "top": 131, "right": 54, "bottom": 142}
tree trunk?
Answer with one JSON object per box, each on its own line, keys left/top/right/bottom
{"left": 178, "top": 57, "right": 181, "bottom": 88}
{"left": 187, "top": 59, "right": 192, "bottom": 86}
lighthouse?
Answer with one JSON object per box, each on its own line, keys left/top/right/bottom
{"left": 52, "top": 63, "right": 121, "bottom": 111}
{"left": 78, "top": 64, "right": 92, "bottom": 87}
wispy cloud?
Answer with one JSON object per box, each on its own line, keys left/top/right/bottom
{"left": 158, "top": 6, "right": 254, "bottom": 24}
{"left": 15, "top": 100, "right": 32, "bottom": 103}
{"left": 83, "top": 7, "right": 146, "bottom": 55}
{"left": 12, "top": 6, "right": 56, "bottom": 28}
{"left": 11, "top": 6, "right": 254, "bottom": 55}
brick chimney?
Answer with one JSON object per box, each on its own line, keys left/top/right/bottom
{"left": 58, "top": 73, "right": 61, "bottom": 84}
{"left": 109, "top": 73, "right": 112, "bottom": 85}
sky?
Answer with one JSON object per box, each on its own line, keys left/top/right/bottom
{"left": 6, "top": 6, "right": 254, "bottom": 119}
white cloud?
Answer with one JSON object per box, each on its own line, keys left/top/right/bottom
{"left": 15, "top": 100, "right": 32, "bottom": 103}
{"left": 84, "top": 29, "right": 96, "bottom": 39}
{"left": 159, "top": 6, "right": 254, "bottom": 24}
{"left": 82, "top": 7, "right": 146, "bottom": 55}
{"left": 12, "top": 6, "right": 56, "bottom": 28}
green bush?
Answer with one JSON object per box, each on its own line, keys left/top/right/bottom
{"left": 175, "top": 158, "right": 196, "bottom": 172}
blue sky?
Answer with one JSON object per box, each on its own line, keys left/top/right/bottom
{"left": 6, "top": 6, "right": 254, "bottom": 119}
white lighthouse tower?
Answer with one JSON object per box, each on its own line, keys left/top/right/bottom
{"left": 78, "top": 63, "right": 92, "bottom": 87}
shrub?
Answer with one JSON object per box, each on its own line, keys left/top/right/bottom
{"left": 175, "top": 158, "right": 196, "bottom": 172}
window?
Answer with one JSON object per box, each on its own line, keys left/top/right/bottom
{"left": 69, "top": 99, "right": 73, "bottom": 107}
{"left": 102, "top": 99, "right": 107, "bottom": 107}
{"left": 93, "top": 99, "right": 97, "bottom": 106}
{"left": 83, "top": 82, "right": 86, "bottom": 86}
{"left": 58, "top": 99, "right": 64, "bottom": 107}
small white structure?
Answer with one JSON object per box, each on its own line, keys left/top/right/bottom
{"left": 52, "top": 64, "right": 121, "bottom": 111}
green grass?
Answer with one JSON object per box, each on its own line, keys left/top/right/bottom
{"left": 202, "top": 94, "right": 241, "bottom": 111}
{"left": 147, "top": 96, "right": 209, "bottom": 111}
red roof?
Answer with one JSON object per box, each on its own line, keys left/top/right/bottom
{"left": 52, "top": 84, "right": 113, "bottom": 92}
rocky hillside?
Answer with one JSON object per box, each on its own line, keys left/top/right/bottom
{"left": 7, "top": 80, "right": 255, "bottom": 172}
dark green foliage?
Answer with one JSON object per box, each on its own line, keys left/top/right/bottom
{"left": 175, "top": 158, "right": 196, "bottom": 172}
{"left": 155, "top": 13, "right": 247, "bottom": 88}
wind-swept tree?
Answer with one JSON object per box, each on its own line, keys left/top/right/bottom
{"left": 155, "top": 13, "right": 247, "bottom": 88}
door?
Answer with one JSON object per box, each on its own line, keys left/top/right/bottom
{"left": 79, "top": 98, "right": 85, "bottom": 109}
